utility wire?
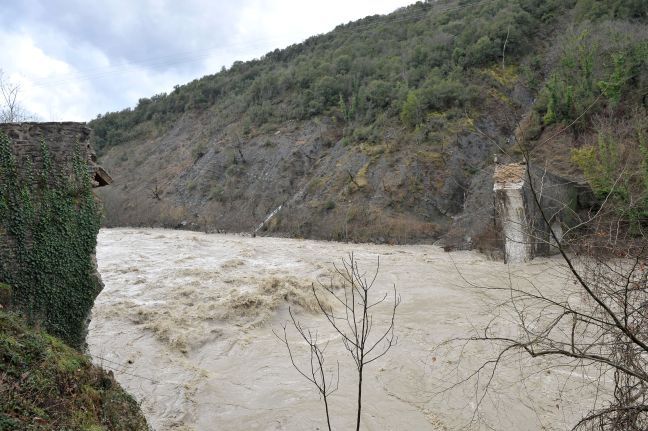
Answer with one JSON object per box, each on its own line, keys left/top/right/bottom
{"left": 31, "top": 35, "right": 294, "bottom": 88}
{"left": 90, "top": 352, "right": 195, "bottom": 387}
{"left": 30, "top": 0, "right": 496, "bottom": 89}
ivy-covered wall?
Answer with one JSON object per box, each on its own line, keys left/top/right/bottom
{"left": 0, "top": 123, "right": 110, "bottom": 349}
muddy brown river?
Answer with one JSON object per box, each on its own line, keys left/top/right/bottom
{"left": 88, "top": 228, "right": 596, "bottom": 430}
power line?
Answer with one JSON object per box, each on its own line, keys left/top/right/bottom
{"left": 31, "top": 34, "right": 295, "bottom": 88}
{"left": 90, "top": 352, "right": 194, "bottom": 387}
{"left": 30, "top": 0, "right": 496, "bottom": 90}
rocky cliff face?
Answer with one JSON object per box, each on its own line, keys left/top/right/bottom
{"left": 97, "top": 110, "right": 517, "bottom": 244}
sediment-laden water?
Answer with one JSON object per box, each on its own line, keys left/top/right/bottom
{"left": 88, "top": 228, "right": 594, "bottom": 430}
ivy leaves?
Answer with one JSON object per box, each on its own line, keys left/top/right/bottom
{"left": 0, "top": 133, "right": 101, "bottom": 348}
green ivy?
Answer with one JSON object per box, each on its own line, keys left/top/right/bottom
{"left": 0, "top": 132, "right": 101, "bottom": 349}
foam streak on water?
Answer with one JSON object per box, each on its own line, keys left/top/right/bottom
{"left": 88, "top": 228, "right": 592, "bottom": 430}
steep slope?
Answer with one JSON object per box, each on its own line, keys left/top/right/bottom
{"left": 0, "top": 311, "right": 148, "bottom": 430}
{"left": 90, "top": 0, "right": 648, "bottom": 245}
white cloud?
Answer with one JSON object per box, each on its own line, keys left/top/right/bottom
{"left": 0, "top": 0, "right": 414, "bottom": 121}
{"left": 0, "top": 32, "right": 80, "bottom": 120}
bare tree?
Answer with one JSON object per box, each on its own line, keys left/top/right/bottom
{"left": 502, "top": 25, "right": 510, "bottom": 71}
{"left": 276, "top": 308, "right": 339, "bottom": 431}
{"left": 515, "top": 147, "right": 648, "bottom": 430}
{"left": 148, "top": 179, "right": 162, "bottom": 201}
{"left": 276, "top": 254, "right": 400, "bottom": 430}
{"left": 437, "top": 111, "right": 648, "bottom": 430}
{"left": 0, "top": 70, "right": 30, "bottom": 123}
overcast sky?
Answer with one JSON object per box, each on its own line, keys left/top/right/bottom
{"left": 0, "top": 0, "right": 414, "bottom": 122}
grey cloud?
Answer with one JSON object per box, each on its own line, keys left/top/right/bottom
{"left": 0, "top": 0, "right": 413, "bottom": 120}
{"left": 1, "top": 0, "right": 242, "bottom": 74}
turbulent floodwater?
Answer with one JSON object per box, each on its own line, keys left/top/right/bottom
{"left": 88, "top": 228, "right": 593, "bottom": 431}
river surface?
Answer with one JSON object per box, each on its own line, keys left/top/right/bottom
{"left": 88, "top": 228, "right": 593, "bottom": 430}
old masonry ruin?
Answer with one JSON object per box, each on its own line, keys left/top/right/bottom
{"left": 493, "top": 162, "right": 593, "bottom": 264}
{"left": 0, "top": 122, "right": 112, "bottom": 346}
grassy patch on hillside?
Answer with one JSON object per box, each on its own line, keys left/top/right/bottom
{"left": 0, "top": 311, "right": 148, "bottom": 431}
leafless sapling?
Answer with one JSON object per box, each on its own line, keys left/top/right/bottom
{"left": 0, "top": 70, "right": 31, "bottom": 123}
{"left": 276, "top": 254, "right": 400, "bottom": 431}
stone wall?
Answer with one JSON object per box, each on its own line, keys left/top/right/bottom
{"left": 0, "top": 122, "right": 110, "bottom": 348}
{"left": 493, "top": 163, "right": 584, "bottom": 263}
{"left": 1, "top": 122, "right": 111, "bottom": 187}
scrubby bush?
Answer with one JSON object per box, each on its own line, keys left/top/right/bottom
{"left": 537, "top": 23, "right": 648, "bottom": 128}
{"left": 571, "top": 114, "right": 648, "bottom": 225}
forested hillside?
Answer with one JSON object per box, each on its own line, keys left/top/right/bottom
{"left": 90, "top": 0, "right": 648, "bottom": 246}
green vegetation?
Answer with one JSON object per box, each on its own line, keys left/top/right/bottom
{"left": 0, "top": 310, "right": 148, "bottom": 431}
{"left": 574, "top": 0, "right": 648, "bottom": 21}
{"left": 90, "top": 0, "right": 579, "bottom": 152}
{"left": 0, "top": 133, "right": 101, "bottom": 348}
{"left": 324, "top": 200, "right": 336, "bottom": 211}
{"left": 572, "top": 114, "right": 648, "bottom": 224}
{"left": 89, "top": 0, "right": 647, "bottom": 242}
{"left": 0, "top": 283, "right": 11, "bottom": 308}
{"left": 536, "top": 23, "right": 648, "bottom": 129}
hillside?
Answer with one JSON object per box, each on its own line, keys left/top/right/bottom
{"left": 0, "top": 310, "right": 148, "bottom": 430}
{"left": 90, "top": 0, "right": 648, "bottom": 246}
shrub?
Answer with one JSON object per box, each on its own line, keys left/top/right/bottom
{"left": 400, "top": 91, "right": 424, "bottom": 128}
{"left": 572, "top": 117, "right": 648, "bottom": 224}
{"left": 209, "top": 184, "right": 225, "bottom": 202}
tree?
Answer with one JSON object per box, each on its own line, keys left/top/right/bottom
{"left": 400, "top": 90, "right": 424, "bottom": 128}
{"left": 437, "top": 108, "right": 648, "bottom": 430}
{"left": 276, "top": 254, "right": 400, "bottom": 430}
{"left": 0, "top": 70, "right": 31, "bottom": 123}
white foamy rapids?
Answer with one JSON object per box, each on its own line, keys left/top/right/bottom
{"left": 88, "top": 228, "right": 598, "bottom": 430}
